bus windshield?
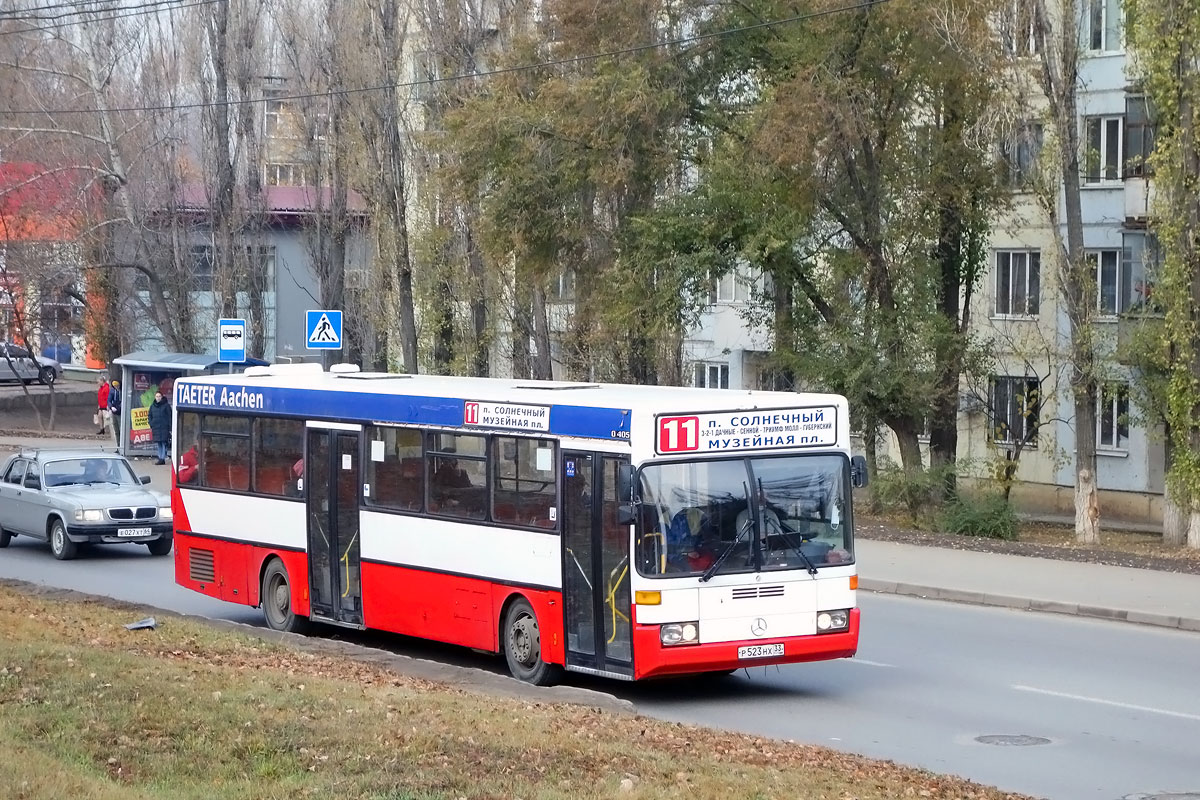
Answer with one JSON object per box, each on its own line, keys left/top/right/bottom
{"left": 635, "top": 454, "right": 853, "bottom": 579}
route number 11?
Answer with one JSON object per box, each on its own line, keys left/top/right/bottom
{"left": 658, "top": 416, "right": 700, "bottom": 452}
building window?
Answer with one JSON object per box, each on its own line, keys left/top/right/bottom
{"left": 1087, "top": 0, "right": 1121, "bottom": 52}
{"left": 994, "top": 250, "right": 1040, "bottom": 316}
{"left": 1123, "top": 232, "right": 1163, "bottom": 314}
{"left": 1086, "top": 250, "right": 1127, "bottom": 316}
{"left": 1001, "top": 122, "right": 1043, "bottom": 187}
{"left": 265, "top": 163, "right": 307, "bottom": 187}
{"left": 1002, "top": 0, "right": 1038, "bottom": 56}
{"left": 693, "top": 362, "right": 729, "bottom": 389}
{"left": 550, "top": 269, "right": 575, "bottom": 301}
{"left": 190, "top": 245, "right": 214, "bottom": 292}
{"left": 1084, "top": 116, "right": 1123, "bottom": 183}
{"left": 709, "top": 269, "right": 752, "bottom": 304}
{"left": 1124, "top": 94, "right": 1157, "bottom": 178}
{"left": 263, "top": 89, "right": 295, "bottom": 139}
{"left": 1098, "top": 383, "right": 1129, "bottom": 450}
{"left": 990, "top": 376, "right": 1040, "bottom": 446}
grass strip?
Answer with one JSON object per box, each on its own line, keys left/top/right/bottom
{"left": 0, "top": 583, "right": 1029, "bottom": 800}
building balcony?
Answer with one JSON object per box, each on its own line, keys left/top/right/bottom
{"left": 1116, "top": 312, "right": 1165, "bottom": 366}
{"left": 1124, "top": 175, "right": 1156, "bottom": 227}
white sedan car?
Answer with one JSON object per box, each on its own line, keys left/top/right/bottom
{"left": 0, "top": 342, "right": 62, "bottom": 385}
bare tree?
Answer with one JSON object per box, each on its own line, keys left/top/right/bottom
{"left": 1030, "top": 0, "right": 1102, "bottom": 543}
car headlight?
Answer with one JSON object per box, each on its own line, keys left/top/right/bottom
{"left": 660, "top": 622, "right": 700, "bottom": 646}
{"left": 74, "top": 509, "right": 104, "bottom": 522}
{"left": 816, "top": 609, "right": 850, "bottom": 633}
{"left": 158, "top": 506, "right": 173, "bottom": 521}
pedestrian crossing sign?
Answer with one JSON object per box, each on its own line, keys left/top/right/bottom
{"left": 306, "top": 310, "right": 343, "bottom": 350}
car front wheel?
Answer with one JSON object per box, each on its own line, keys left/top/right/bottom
{"left": 146, "top": 536, "right": 173, "bottom": 556}
{"left": 38, "top": 366, "right": 56, "bottom": 385}
{"left": 0, "top": 524, "right": 11, "bottom": 548}
{"left": 50, "top": 519, "right": 77, "bottom": 560}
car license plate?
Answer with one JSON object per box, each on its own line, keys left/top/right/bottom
{"left": 117, "top": 527, "right": 152, "bottom": 537}
{"left": 738, "top": 643, "right": 784, "bottom": 660}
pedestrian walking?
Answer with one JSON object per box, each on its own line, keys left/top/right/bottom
{"left": 107, "top": 378, "right": 122, "bottom": 446}
{"left": 96, "top": 376, "right": 112, "bottom": 435}
{"left": 148, "top": 389, "right": 172, "bottom": 465}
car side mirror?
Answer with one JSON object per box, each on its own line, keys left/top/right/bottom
{"left": 139, "top": 475, "right": 152, "bottom": 485}
{"left": 23, "top": 475, "right": 41, "bottom": 490}
{"left": 850, "top": 455, "right": 869, "bottom": 488}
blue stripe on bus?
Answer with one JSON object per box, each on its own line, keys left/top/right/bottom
{"left": 176, "top": 384, "right": 631, "bottom": 440}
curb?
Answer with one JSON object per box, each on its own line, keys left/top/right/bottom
{"left": 859, "top": 579, "right": 1200, "bottom": 633}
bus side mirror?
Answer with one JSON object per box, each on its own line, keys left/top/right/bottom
{"left": 617, "top": 504, "right": 635, "bottom": 525}
{"left": 616, "top": 463, "right": 634, "bottom": 501}
{"left": 850, "top": 455, "right": 869, "bottom": 488}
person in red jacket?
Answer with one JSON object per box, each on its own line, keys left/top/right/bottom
{"left": 177, "top": 441, "right": 199, "bottom": 484}
{"left": 96, "top": 376, "right": 111, "bottom": 435}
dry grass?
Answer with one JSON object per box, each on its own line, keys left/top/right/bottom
{"left": 0, "top": 584, "right": 1031, "bottom": 800}
{"left": 1017, "top": 522, "right": 1200, "bottom": 563}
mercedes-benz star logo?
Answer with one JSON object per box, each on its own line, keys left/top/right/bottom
{"left": 750, "top": 617, "right": 768, "bottom": 637}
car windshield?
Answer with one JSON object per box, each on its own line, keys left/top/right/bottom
{"left": 635, "top": 454, "right": 853, "bottom": 579}
{"left": 43, "top": 458, "right": 139, "bottom": 487}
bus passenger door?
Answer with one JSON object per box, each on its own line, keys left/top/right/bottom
{"left": 305, "top": 423, "right": 364, "bottom": 628}
{"left": 561, "top": 452, "right": 633, "bottom": 678}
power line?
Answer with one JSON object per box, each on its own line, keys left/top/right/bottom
{"left": 0, "top": 0, "right": 219, "bottom": 35}
{"left": 0, "top": 0, "right": 186, "bottom": 21}
{"left": 1, "top": 0, "right": 890, "bottom": 116}
{"left": 0, "top": 0, "right": 104, "bottom": 18}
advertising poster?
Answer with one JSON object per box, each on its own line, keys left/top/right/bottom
{"left": 129, "top": 371, "right": 177, "bottom": 452}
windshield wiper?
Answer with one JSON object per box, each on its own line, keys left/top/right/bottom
{"left": 700, "top": 517, "right": 752, "bottom": 582}
{"left": 700, "top": 482, "right": 752, "bottom": 583}
{"left": 772, "top": 519, "right": 819, "bottom": 576}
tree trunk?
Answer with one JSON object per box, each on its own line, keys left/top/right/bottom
{"left": 1163, "top": 487, "right": 1188, "bottom": 546}
{"left": 531, "top": 285, "right": 552, "bottom": 380}
{"left": 465, "top": 211, "right": 489, "bottom": 377}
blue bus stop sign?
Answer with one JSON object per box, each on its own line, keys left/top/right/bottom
{"left": 218, "top": 318, "right": 247, "bottom": 363}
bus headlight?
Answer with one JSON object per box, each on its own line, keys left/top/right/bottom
{"left": 816, "top": 609, "right": 850, "bottom": 632}
{"left": 74, "top": 509, "right": 104, "bottom": 522}
{"left": 158, "top": 506, "right": 173, "bottom": 521}
{"left": 660, "top": 622, "right": 700, "bottom": 646}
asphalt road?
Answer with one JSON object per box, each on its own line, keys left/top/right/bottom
{"left": 1, "top": 532, "right": 1197, "bottom": 800}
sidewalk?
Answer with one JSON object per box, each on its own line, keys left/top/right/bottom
{"left": 2, "top": 429, "right": 1198, "bottom": 634}
{"left": 857, "top": 538, "right": 1200, "bottom": 632}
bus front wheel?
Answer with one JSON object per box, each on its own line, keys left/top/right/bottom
{"left": 261, "top": 559, "right": 309, "bottom": 634}
{"left": 502, "top": 597, "right": 560, "bottom": 686}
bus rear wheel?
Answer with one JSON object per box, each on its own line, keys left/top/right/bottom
{"left": 502, "top": 597, "right": 560, "bottom": 686}
{"left": 261, "top": 559, "right": 309, "bottom": 634}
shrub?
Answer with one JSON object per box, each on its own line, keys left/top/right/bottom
{"left": 939, "top": 494, "right": 1018, "bottom": 540}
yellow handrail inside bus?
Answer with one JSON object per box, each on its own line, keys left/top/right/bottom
{"left": 605, "top": 560, "right": 629, "bottom": 643}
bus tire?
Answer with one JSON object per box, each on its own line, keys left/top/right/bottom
{"left": 261, "top": 559, "right": 309, "bottom": 634}
{"left": 502, "top": 597, "right": 560, "bottom": 686}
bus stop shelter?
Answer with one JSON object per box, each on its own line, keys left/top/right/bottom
{"left": 110, "top": 351, "right": 269, "bottom": 457}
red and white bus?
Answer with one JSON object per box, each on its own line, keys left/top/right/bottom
{"left": 171, "top": 364, "right": 864, "bottom": 683}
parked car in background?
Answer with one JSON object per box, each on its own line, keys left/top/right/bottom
{"left": 0, "top": 342, "right": 61, "bottom": 385}
{"left": 0, "top": 448, "right": 172, "bottom": 559}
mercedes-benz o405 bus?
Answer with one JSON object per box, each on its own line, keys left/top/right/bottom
{"left": 171, "top": 365, "right": 865, "bottom": 683}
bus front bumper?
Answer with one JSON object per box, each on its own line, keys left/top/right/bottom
{"left": 632, "top": 608, "right": 860, "bottom": 679}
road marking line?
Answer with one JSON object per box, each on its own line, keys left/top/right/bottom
{"left": 848, "top": 658, "right": 895, "bottom": 668}
{"left": 1012, "top": 685, "right": 1200, "bottom": 722}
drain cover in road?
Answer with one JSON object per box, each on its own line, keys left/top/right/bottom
{"left": 974, "top": 734, "right": 1051, "bottom": 746}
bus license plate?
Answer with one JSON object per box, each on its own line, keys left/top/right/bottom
{"left": 738, "top": 643, "right": 784, "bottom": 660}
{"left": 117, "top": 527, "right": 152, "bottom": 537}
